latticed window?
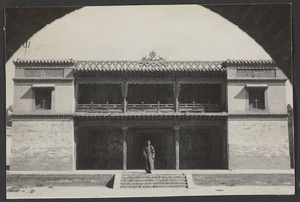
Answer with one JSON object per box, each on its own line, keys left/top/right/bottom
{"left": 249, "top": 89, "right": 265, "bottom": 109}
{"left": 35, "top": 88, "right": 52, "bottom": 110}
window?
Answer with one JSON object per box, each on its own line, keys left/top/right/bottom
{"left": 35, "top": 88, "right": 52, "bottom": 110}
{"left": 249, "top": 89, "right": 265, "bottom": 109}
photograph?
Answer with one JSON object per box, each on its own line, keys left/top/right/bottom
{"left": 5, "top": 4, "right": 295, "bottom": 199}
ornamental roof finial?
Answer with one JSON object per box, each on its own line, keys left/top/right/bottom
{"left": 141, "top": 51, "right": 165, "bottom": 61}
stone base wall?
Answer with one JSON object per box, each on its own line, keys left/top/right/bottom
{"left": 228, "top": 119, "right": 290, "bottom": 169}
{"left": 10, "top": 119, "right": 74, "bottom": 171}
{"left": 7, "top": 174, "right": 114, "bottom": 188}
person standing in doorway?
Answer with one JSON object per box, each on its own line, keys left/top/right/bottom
{"left": 143, "top": 140, "right": 155, "bottom": 173}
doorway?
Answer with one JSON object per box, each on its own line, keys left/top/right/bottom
{"left": 132, "top": 129, "right": 168, "bottom": 169}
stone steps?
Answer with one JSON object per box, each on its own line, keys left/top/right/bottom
{"left": 121, "top": 178, "right": 186, "bottom": 181}
{"left": 120, "top": 173, "right": 188, "bottom": 188}
{"left": 121, "top": 184, "right": 187, "bottom": 188}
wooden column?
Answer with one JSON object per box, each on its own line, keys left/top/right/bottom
{"left": 221, "top": 82, "right": 226, "bottom": 111}
{"left": 73, "top": 127, "right": 78, "bottom": 171}
{"left": 174, "top": 126, "right": 180, "bottom": 170}
{"left": 174, "top": 80, "right": 180, "bottom": 112}
{"left": 75, "top": 82, "right": 79, "bottom": 112}
{"left": 122, "top": 81, "right": 128, "bottom": 113}
{"left": 122, "top": 127, "right": 128, "bottom": 170}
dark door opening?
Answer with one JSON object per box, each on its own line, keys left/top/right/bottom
{"left": 76, "top": 128, "right": 123, "bottom": 170}
{"left": 179, "top": 127, "right": 226, "bottom": 169}
{"left": 133, "top": 129, "right": 167, "bottom": 169}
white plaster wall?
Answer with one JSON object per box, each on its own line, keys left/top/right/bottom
{"left": 13, "top": 84, "right": 74, "bottom": 114}
{"left": 227, "top": 83, "right": 287, "bottom": 114}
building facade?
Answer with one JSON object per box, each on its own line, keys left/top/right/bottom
{"left": 10, "top": 53, "right": 291, "bottom": 171}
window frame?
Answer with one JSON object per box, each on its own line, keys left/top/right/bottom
{"left": 248, "top": 89, "right": 265, "bottom": 110}
{"left": 32, "top": 86, "right": 54, "bottom": 111}
{"left": 246, "top": 84, "right": 268, "bottom": 111}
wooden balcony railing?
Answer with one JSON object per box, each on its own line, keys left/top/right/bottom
{"left": 127, "top": 102, "right": 174, "bottom": 112}
{"left": 77, "top": 102, "right": 123, "bottom": 113}
{"left": 179, "top": 102, "right": 222, "bottom": 112}
{"left": 76, "top": 101, "right": 223, "bottom": 113}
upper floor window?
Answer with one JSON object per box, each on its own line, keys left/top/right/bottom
{"left": 246, "top": 84, "right": 268, "bottom": 110}
{"left": 32, "top": 85, "right": 54, "bottom": 110}
{"left": 35, "top": 89, "right": 52, "bottom": 110}
{"left": 249, "top": 89, "right": 265, "bottom": 109}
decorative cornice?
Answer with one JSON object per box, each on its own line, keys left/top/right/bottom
{"left": 228, "top": 114, "right": 288, "bottom": 119}
{"left": 74, "top": 70, "right": 225, "bottom": 78}
{"left": 12, "top": 114, "right": 74, "bottom": 120}
{"left": 74, "top": 113, "right": 228, "bottom": 121}
{"left": 227, "top": 79, "right": 286, "bottom": 84}
{"left": 75, "top": 77, "right": 225, "bottom": 84}
{"left": 75, "top": 60, "right": 225, "bottom": 72}
{"left": 13, "top": 58, "right": 279, "bottom": 73}
{"left": 14, "top": 59, "right": 75, "bottom": 69}
{"left": 13, "top": 78, "right": 74, "bottom": 84}
{"left": 223, "top": 60, "right": 277, "bottom": 69}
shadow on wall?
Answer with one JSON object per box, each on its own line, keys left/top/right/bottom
{"left": 21, "top": 88, "right": 33, "bottom": 99}
{"left": 234, "top": 88, "right": 246, "bottom": 99}
{"left": 106, "top": 175, "right": 115, "bottom": 189}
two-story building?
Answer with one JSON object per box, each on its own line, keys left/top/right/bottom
{"left": 10, "top": 52, "right": 291, "bottom": 171}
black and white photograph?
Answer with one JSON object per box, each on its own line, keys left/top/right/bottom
{"left": 4, "top": 4, "right": 295, "bottom": 199}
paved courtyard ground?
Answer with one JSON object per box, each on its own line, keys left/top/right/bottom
{"left": 6, "top": 170, "right": 295, "bottom": 199}
{"left": 6, "top": 186, "right": 295, "bottom": 199}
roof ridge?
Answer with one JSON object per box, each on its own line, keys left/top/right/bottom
{"left": 13, "top": 59, "right": 275, "bottom": 63}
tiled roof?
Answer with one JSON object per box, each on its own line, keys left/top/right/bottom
{"left": 13, "top": 58, "right": 277, "bottom": 72}
{"left": 223, "top": 60, "right": 277, "bottom": 68}
{"left": 75, "top": 61, "right": 225, "bottom": 72}
{"left": 14, "top": 59, "right": 75, "bottom": 68}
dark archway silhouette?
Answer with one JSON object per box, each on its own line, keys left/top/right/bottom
{"left": 5, "top": 5, "right": 292, "bottom": 80}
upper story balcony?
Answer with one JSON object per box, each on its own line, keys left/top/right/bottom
{"left": 74, "top": 53, "right": 226, "bottom": 114}
{"left": 76, "top": 83, "right": 225, "bottom": 114}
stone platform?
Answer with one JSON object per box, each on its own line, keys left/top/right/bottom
{"left": 6, "top": 170, "right": 295, "bottom": 198}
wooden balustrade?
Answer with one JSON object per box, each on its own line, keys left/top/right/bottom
{"left": 179, "top": 102, "right": 222, "bottom": 112}
{"left": 77, "top": 102, "right": 123, "bottom": 112}
{"left": 126, "top": 102, "right": 174, "bottom": 112}
{"left": 76, "top": 102, "right": 223, "bottom": 113}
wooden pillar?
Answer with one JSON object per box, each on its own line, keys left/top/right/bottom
{"left": 122, "top": 126, "right": 128, "bottom": 170}
{"left": 123, "top": 97, "right": 127, "bottom": 112}
{"left": 174, "top": 80, "right": 180, "bottom": 112}
{"left": 174, "top": 126, "right": 180, "bottom": 170}
{"left": 221, "top": 82, "right": 226, "bottom": 111}
{"left": 75, "top": 82, "right": 79, "bottom": 111}
{"left": 122, "top": 81, "right": 128, "bottom": 113}
{"left": 73, "top": 127, "right": 78, "bottom": 171}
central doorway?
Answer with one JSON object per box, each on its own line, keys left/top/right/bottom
{"left": 132, "top": 129, "right": 168, "bottom": 169}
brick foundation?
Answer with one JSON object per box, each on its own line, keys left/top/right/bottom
{"left": 228, "top": 119, "right": 290, "bottom": 169}
{"left": 10, "top": 120, "right": 74, "bottom": 171}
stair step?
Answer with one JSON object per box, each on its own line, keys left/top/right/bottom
{"left": 121, "top": 183, "right": 187, "bottom": 187}
{"left": 121, "top": 184, "right": 187, "bottom": 188}
{"left": 122, "top": 174, "right": 185, "bottom": 177}
{"left": 118, "top": 173, "right": 188, "bottom": 189}
{"left": 121, "top": 181, "right": 186, "bottom": 184}
{"left": 121, "top": 178, "right": 186, "bottom": 181}
{"left": 122, "top": 175, "right": 185, "bottom": 178}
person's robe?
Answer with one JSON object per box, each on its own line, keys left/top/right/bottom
{"left": 143, "top": 145, "right": 155, "bottom": 171}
